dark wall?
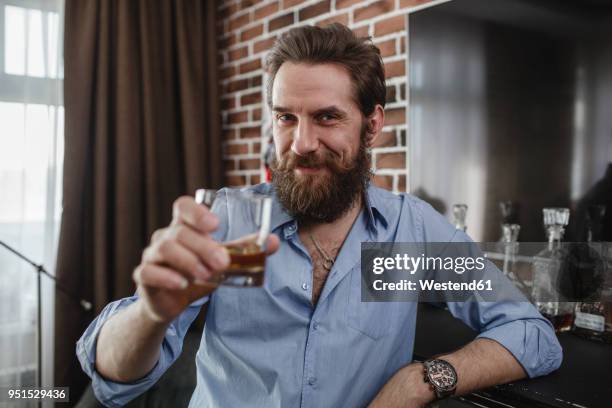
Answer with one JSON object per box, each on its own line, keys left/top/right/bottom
{"left": 408, "top": 0, "right": 612, "bottom": 241}
{"left": 482, "top": 24, "right": 575, "bottom": 241}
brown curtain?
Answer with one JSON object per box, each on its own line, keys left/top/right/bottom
{"left": 55, "top": 0, "right": 221, "bottom": 402}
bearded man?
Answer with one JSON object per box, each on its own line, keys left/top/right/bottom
{"left": 77, "top": 24, "right": 562, "bottom": 408}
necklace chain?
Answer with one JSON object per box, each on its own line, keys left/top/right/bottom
{"left": 309, "top": 234, "right": 335, "bottom": 271}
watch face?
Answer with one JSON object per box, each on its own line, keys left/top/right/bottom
{"left": 427, "top": 360, "right": 457, "bottom": 391}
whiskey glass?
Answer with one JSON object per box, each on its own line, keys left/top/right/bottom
{"left": 195, "top": 188, "right": 272, "bottom": 287}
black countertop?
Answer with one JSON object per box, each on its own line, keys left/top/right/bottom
{"left": 414, "top": 303, "right": 611, "bottom": 408}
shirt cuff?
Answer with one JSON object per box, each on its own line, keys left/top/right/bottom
{"left": 476, "top": 317, "right": 563, "bottom": 378}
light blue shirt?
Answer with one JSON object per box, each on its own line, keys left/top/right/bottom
{"left": 77, "top": 183, "right": 562, "bottom": 408}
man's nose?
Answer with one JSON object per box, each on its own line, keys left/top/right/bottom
{"left": 291, "top": 120, "right": 319, "bottom": 156}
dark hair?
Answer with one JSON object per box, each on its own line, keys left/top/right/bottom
{"left": 265, "top": 23, "right": 386, "bottom": 117}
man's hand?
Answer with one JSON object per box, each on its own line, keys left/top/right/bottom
{"left": 368, "top": 363, "right": 435, "bottom": 408}
{"left": 133, "top": 195, "right": 280, "bottom": 324}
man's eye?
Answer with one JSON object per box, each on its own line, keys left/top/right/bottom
{"left": 319, "top": 114, "right": 336, "bottom": 122}
{"left": 277, "top": 114, "right": 295, "bottom": 123}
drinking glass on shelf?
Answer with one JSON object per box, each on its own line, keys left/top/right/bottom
{"left": 195, "top": 188, "right": 272, "bottom": 287}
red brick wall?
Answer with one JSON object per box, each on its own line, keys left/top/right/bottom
{"left": 217, "top": 0, "right": 436, "bottom": 192}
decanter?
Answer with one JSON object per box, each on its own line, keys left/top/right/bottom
{"left": 572, "top": 205, "right": 612, "bottom": 342}
{"left": 532, "top": 207, "right": 574, "bottom": 332}
{"left": 452, "top": 204, "right": 468, "bottom": 232}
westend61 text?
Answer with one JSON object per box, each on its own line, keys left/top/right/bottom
{"left": 372, "top": 279, "right": 493, "bottom": 292}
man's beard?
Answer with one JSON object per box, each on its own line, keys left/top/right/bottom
{"left": 270, "top": 131, "right": 372, "bottom": 225}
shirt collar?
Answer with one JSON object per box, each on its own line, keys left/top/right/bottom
{"left": 269, "top": 182, "right": 389, "bottom": 234}
{"left": 364, "top": 183, "right": 389, "bottom": 232}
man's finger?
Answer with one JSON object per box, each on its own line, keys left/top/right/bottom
{"left": 143, "top": 239, "right": 211, "bottom": 281}
{"left": 133, "top": 264, "right": 188, "bottom": 290}
{"left": 150, "top": 228, "right": 166, "bottom": 244}
{"left": 172, "top": 195, "right": 219, "bottom": 232}
{"left": 168, "top": 224, "right": 230, "bottom": 271}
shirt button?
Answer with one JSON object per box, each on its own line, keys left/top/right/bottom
{"left": 308, "top": 377, "right": 316, "bottom": 386}
{"left": 301, "top": 282, "right": 309, "bottom": 291}
{"left": 312, "top": 322, "right": 319, "bottom": 330}
{"left": 288, "top": 224, "right": 296, "bottom": 233}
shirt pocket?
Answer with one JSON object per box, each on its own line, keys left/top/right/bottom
{"left": 345, "top": 265, "right": 398, "bottom": 340}
{"left": 210, "top": 286, "right": 281, "bottom": 337}
{"left": 209, "top": 288, "right": 245, "bottom": 336}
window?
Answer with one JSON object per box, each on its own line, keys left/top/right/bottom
{"left": 0, "top": 0, "right": 64, "bottom": 389}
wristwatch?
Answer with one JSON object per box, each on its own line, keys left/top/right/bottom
{"left": 423, "top": 359, "right": 458, "bottom": 399}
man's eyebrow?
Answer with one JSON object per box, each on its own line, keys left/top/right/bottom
{"left": 272, "top": 106, "right": 292, "bottom": 112}
{"left": 312, "top": 106, "right": 347, "bottom": 117}
{"left": 271, "top": 105, "right": 348, "bottom": 116}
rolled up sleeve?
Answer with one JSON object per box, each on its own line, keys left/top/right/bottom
{"left": 442, "top": 233, "right": 563, "bottom": 378}
{"left": 449, "top": 300, "right": 563, "bottom": 378}
{"left": 418, "top": 200, "right": 563, "bottom": 379}
{"left": 76, "top": 295, "right": 206, "bottom": 407}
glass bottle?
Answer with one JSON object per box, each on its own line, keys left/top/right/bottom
{"left": 452, "top": 204, "right": 468, "bottom": 232}
{"left": 499, "top": 224, "right": 532, "bottom": 293}
{"left": 489, "top": 224, "right": 528, "bottom": 293}
{"left": 498, "top": 223, "right": 519, "bottom": 265}
{"left": 572, "top": 205, "right": 612, "bottom": 342}
{"left": 532, "top": 207, "right": 575, "bottom": 332}
{"left": 498, "top": 201, "right": 518, "bottom": 241}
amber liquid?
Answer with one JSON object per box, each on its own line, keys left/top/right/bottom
{"left": 573, "top": 302, "right": 612, "bottom": 343}
{"left": 542, "top": 312, "right": 574, "bottom": 332}
{"left": 219, "top": 242, "right": 266, "bottom": 287}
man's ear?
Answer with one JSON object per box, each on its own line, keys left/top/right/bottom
{"left": 364, "top": 105, "right": 385, "bottom": 148}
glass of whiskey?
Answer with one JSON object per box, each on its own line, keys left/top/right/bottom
{"left": 195, "top": 188, "right": 272, "bottom": 287}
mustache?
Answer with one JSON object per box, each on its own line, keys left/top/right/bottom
{"left": 273, "top": 150, "right": 353, "bottom": 173}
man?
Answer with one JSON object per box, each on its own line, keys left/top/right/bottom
{"left": 77, "top": 24, "right": 562, "bottom": 407}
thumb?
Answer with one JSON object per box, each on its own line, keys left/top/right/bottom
{"left": 265, "top": 234, "right": 280, "bottom": 255}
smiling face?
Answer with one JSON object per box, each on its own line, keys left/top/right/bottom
{"left": 270, "top": 62, "right": 384, "bottom": 224}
